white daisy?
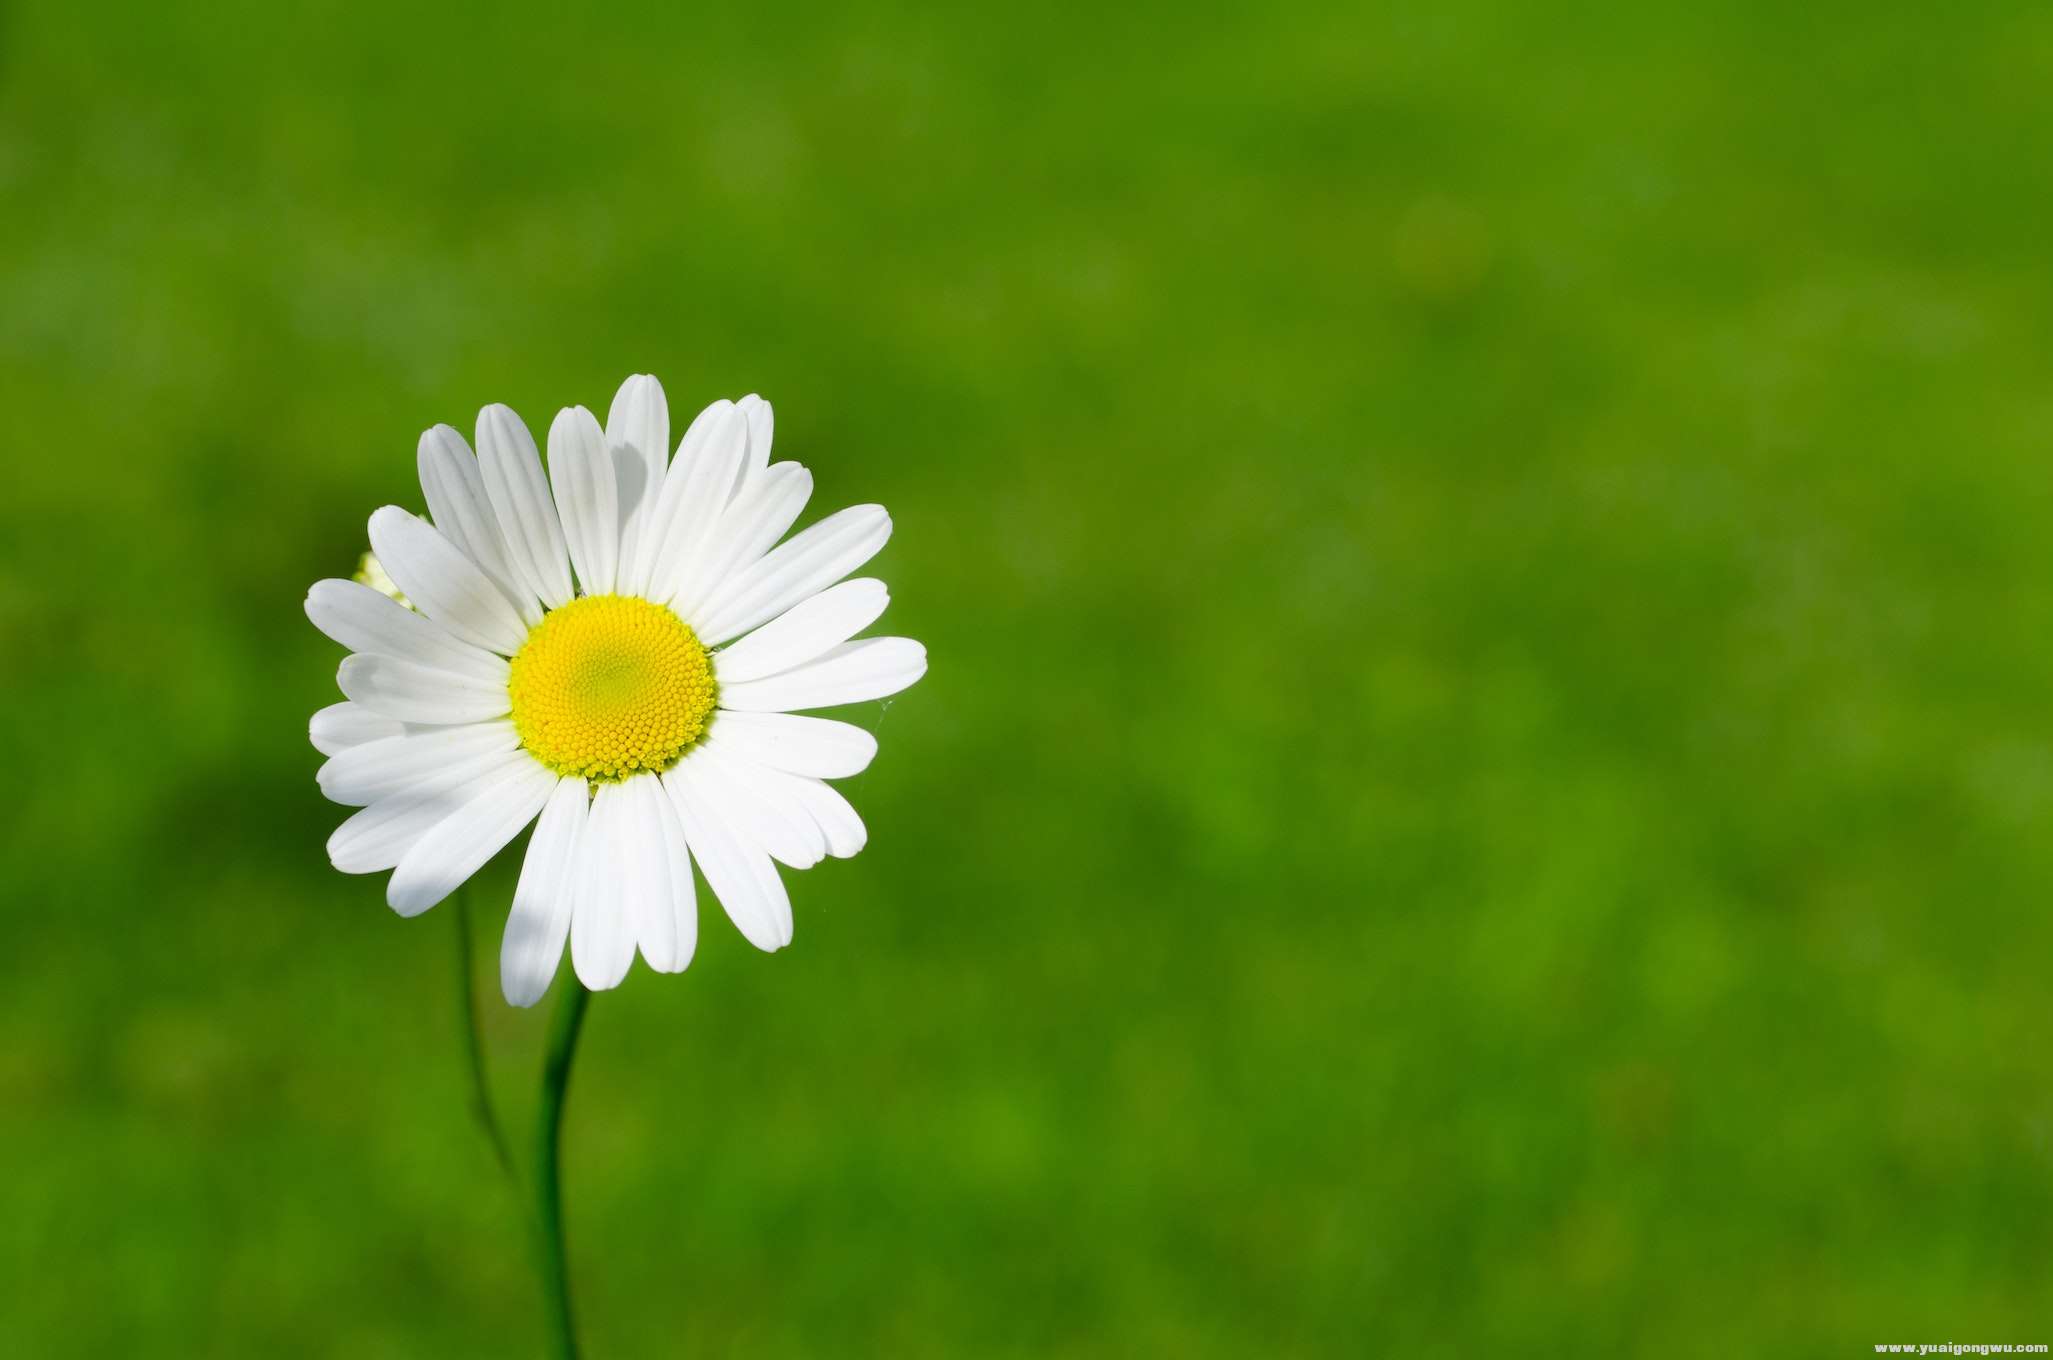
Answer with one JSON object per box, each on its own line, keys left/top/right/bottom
{"left": 306, "top": 376, "right": 925, "bottom": 1006}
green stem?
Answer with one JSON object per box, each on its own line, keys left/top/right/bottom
{"left": 535, "top": 980, "right": 591, "bottom": 1360}
{"left": 453, "top": 887, "right": 517, "bottom": 1186}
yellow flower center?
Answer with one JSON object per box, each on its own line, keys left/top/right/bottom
{"left": 508, "top": 595, "right": 717, "bottom": 782}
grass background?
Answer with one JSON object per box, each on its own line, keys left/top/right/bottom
{"left": 4, "top": 0, "right": 2053, "bottom": 1354}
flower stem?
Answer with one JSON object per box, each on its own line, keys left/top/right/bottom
{"left": 535, "top": 979, "right": 591, "bottom": 1360}
{"left": 453, "top": 887, "right": 517, "bottom": 1187}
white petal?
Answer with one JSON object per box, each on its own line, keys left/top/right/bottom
{"left": 501, "top": 776, "right": 586, "bottom": 1007}
{"left": 477, "top": 403, "right": 574, "bottom": 610}
{"left": 337, "top": 653, "right": 512, "bottom": 725}
{"left": 689, "top": 747, "right": 825, "bottom": 869}
{"left": 715, "top": 637, "right": 926, "bottom": 713}
{"left": 317, "top": 720, "right": 521, "bottom": 806}
{"left": 367, "top": 506, "right": 529, "bottom": 655}
{"left": 388, "top": 757, "right": 556, "bottom": 916}
{"left": 712, "top": 579, "right": 889, "bottom": 684}
{"left": 663, "top": 761, "right": 793, "bottom": 951}
{"left": 702, "top": 711, "right": 877, "bottom": 779}
{"left": 652, "top": 777, "right": 697, "bottom": 973}
{"left": 620, "top": 399, "right": 732, "bottom": 595}
{"left": 417, "top": 424, "right": 537, "bottom": 623}
{"left": 548, "top": 405, "right": 620, "bottom": 596}
{"left": 310, "top": 702, "right": 401, "bottom": 756}
{"left": 668, "top": 463, "right": 813, "bottom": 621}
{"left": 735, "top": 394, "right": 774, "bottom": 484}
{"left": 304, "top": 579, "right": 509, "bottom": 684}
{"left": 637, "top": 403, "right": 749, "bottom": 603}
{"left": 769, "top": 769, "right": 869, "bottom": 858}
{"left": 328, "top": 797, "right": 443, "bottom": 874}
{"left": 622, "top": 773, "right": 682, "bottom": 972}
{"left": 571, "top": 781, "right": 639, "bottom": 989}
{"left": 607, "top": 374, "right": 669, "bottom": 571}
{"left": 690, "top": 505, "right": 891, "bottom": 645}
{"left": 327, "top": 748, "right": 536, "bottom": 874}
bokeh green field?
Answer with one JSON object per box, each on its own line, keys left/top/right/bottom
{"left": 5, "top": 1, "right": 2053, "bottom": 1354}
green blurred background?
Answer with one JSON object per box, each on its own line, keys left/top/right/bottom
{"left": 5, "top": 0, "right": 2052, "bottom": 1353}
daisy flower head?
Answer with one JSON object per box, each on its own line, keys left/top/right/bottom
{"left": 307, "top": 376, "right": 925, "bottom": 1005}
